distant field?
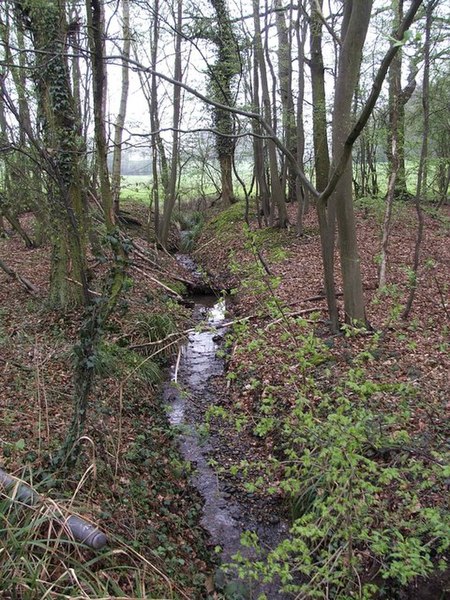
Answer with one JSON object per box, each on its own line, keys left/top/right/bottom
{"left": 119, "top": 173, "right": 220, "bottom": 204}
{"left": 120, "top": 176, "right": 152, "bottom": 203}
{"left": 119, "top": 160, "right": 439, "bottom": 205}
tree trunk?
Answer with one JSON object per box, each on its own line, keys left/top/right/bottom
{"left": 56, "top": 0, "right": 129, "bottom": 471}
{"left": 295, "top": 9, "right": 307, "bottom": 235}
{"left": 16, "top": 1, "right": 89, "bottom": 308}
{"left": 160, "top": 0, "right": 183, "bottom": 247}
{"left": 330, "top": 1, "right": 373, "bottom": 325}
{"left": 387, "top": 0, "right": 408, "bottom": 200}
{"left": 276, "top": 0, "right": 297, "bottom": 204}
{"left": 309, "top": 0, "right": 339, "bottom": 331}
{"left": 111, "top": 0, "right": 131, "bottom": 216}
{"left": 209, "top": 0, "right": 239, "bottom": 207}
{"left": 253, "top": 0, "right": 287, "bottom": 228}
{"left": 402, "top": 1, "right": 436, "bottom": 319}
{"left": 252, "top": 44, "right": 270, "bottom": 224}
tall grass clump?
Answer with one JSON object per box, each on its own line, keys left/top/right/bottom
{"left": 0, "top": 492, "right": 176, "bottom": 598}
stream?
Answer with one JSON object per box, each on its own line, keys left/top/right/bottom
{"left": 163, "top": 257, "right": 290, "bottom": 599}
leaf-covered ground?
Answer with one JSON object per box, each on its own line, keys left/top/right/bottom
{"left": 195, "top": 200, "right": 449, "bottom": 598}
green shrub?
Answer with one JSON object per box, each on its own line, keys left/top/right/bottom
{"left": 223, "top": 320, "right": 449, "bottom": 599}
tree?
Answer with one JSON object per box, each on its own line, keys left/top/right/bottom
{"left": 329, "top": 1, "right": 373, "bottom": 325}
{"left": 275, "top": 0, "right": 297, "bottom": 205}
{"left": 56, "top": 0, "right": 130, "bottom": 470}
{"left": 14, "top": 0, "right": 89, "bottom": 308}
{"left": 252, "top": 0, "right": 287, "bottom": 227}
{"left": 208, "top": 0, "right": 240, "bottom": 207}
{"left": 309, "top": 0, "right": 339, "bottom": 331}
{"left": 159, "top": 0, "right": 183, "bottom": 248}
{"left": 111, "top": 0, "right": 131, "bottom": 216}
{"left": 402, "top": 0, "right": 437, "bottom": 319}
{"left": 387, "top": 0, "right": 418, "bottom": 200}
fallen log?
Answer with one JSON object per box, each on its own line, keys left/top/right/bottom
{"left": 0, "top": 258, "right": 39, "bottom": 295}
{"left": 0, "top": 468, "right": 108, "bottom": 550}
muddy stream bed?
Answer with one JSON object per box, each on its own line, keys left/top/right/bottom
{"left": 162, "top": 256, "right": 290, "bottom": 599}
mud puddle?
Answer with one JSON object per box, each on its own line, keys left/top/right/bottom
{"left": 163, "top": 289, "right": 290, "bottom": 599}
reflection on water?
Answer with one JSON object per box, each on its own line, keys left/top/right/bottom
{"left": 163, "top": 295, "right": 288, "bottom": 598}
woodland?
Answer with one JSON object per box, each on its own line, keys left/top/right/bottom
{"left": 0, "top": 0, "right": 449, "bottom": 599}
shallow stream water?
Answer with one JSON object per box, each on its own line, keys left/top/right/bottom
{"left": 163, "top": 284, "right": 290, "bottom": 599}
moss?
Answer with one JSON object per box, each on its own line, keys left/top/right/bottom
{"left": 249, "top": 227, "right": 294, "bottom": 263}
{"left": 208, "top": 201, "right": 246, "bottom": 235}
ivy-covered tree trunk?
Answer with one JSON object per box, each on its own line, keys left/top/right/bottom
{"left": 55, "top": 0, "right": 129, "bottom": 471}
{"left": 209, "top": 0, "right": 240, "bottom": 207}
{"left": 16, "top": 0, "right": 89, "bottom": 308}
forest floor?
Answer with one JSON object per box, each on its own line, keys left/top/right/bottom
{"left": 0, "top": 198, "right": 449, "bottom": 599}
{"left": 0, "top": 209, "right": 215, "bottom": 598}
{"left": 194, "top": 199, "right": 450, "bottom": 599}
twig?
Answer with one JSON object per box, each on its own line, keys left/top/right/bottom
{"left": 192, "top": 234, "right": 219, "bottom": 255}
{"left": 131, "top": 238, "right": 199, "bottom": 287}
{"left": 0, "top": 356, "right": 33, "bottom": 372}
{"left": 66, "top": 277, "right": 102, "bottom": 297}
{"left": 434, "top": 276, "right": 450, "bottom": 320}
{"left": 129, "top": 264, "right": 183, "bottom": 299}
{"left": 264, "top": 308, "right": 325, "bottom": 330}
{"left": 173, "top": 347, "right": 182, "bottom": 383}
{"left": 129, "top": 330, "right": 188, "bottom": 351}
{"left": 114, "top": 384, "right": 123, "bottom": 480}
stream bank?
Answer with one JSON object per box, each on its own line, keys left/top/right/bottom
{"left": 164, "top": 255, "right": 290, "bottom": 599}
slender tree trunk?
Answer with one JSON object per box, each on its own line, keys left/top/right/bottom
{"left": 252, "top": 46, "right": 270, "bottom": 224}
{"left": 134, "top": 14, "right": 169, "bottom": 241}
{"left": 310, "top": 0, "right": 339, "bottom": 331}
{"left": 86, "top": 0, "right": 115, "bottom": 229}
{"left": 402, "top": 1, "right": 435, "bottom": 319}
{"left": 276, "top": 0, "right": 297, "bottom": 204}
{"left": 295, "top": 8, "right": 307, "bottom": 234}
{"left": 379, "top": 138, "right": 399, "bottom": 289}
{"left": 253, "top": 0, "right": 287, "bottom": 227}
{"left": 1, "top": 11, "right": 46, "bottom": 234}
{"left": 378, "top": 11, "right": 417, "bottom": 291}
{"left": 149, "top": 0, "right": 161, "bottom": 239}
{"left": 112, "top": 0, "right": 131, "bottom": 216}
{"left": 160, "top": 0, "right": 183, "bottom": 247}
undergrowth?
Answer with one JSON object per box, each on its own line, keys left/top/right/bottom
{"left": 0, "top": 492, "right": 177, "bottom": 598}
{"left": 208, "top": 244, "right": 450, "bottom": 599}
{"left": 94, "top": 341, "right": 162, "bottom": 383}
{"left": 0, "top": 249, "right": 211, "bottom": 598}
